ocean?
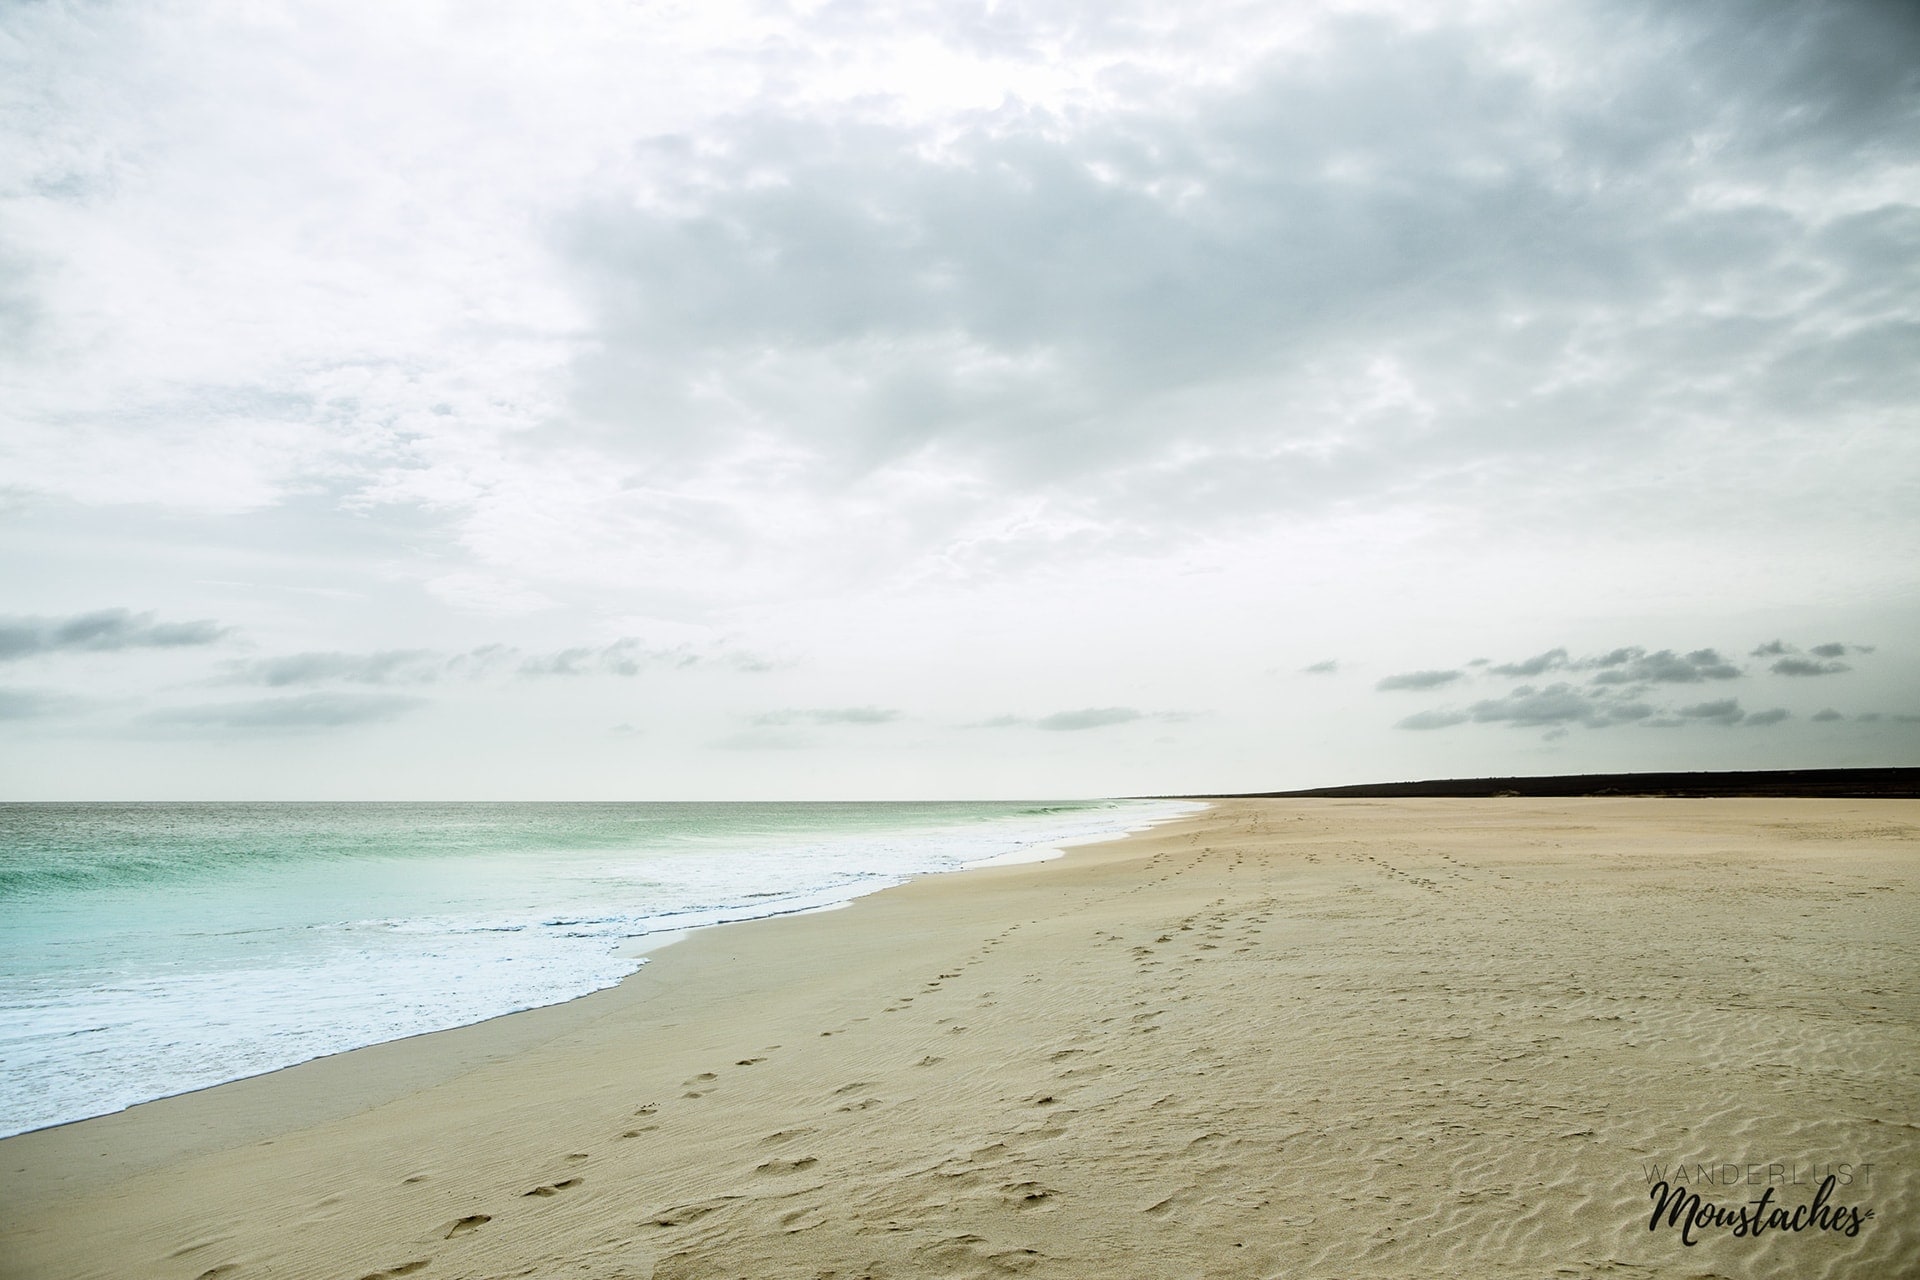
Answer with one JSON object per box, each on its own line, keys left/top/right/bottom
{"left": 0, "top": 798, "right": 1196, "bottom": 1137}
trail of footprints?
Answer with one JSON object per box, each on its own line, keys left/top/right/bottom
{"left": 320, "top": 819, "right": 1379, "bottom": 1280}
{"left": 346, "top": 926, "right": 1042, "bottom": 1279}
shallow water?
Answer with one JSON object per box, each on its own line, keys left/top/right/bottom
{"left": 0, "top": 799, "right": 1197, "bottom": 1136}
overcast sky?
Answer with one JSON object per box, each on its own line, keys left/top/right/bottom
{"left": 2, "top": 0, "right": 1916, "bottom": 799}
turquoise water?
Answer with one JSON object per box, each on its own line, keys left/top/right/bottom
{"left": 0, "top": 799, "right": 1195, "bottom": 1136}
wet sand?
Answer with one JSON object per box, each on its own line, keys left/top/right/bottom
{"left": 2, "top": 797, "right": 1915, "bottom": 1279}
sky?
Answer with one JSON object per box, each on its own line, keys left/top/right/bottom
{"left": 1, "top": 0, "right": 1916, "bottom": 800}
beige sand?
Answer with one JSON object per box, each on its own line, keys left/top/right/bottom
{"left": 2, "top": 798, "right": 1915, "bottom": 1279}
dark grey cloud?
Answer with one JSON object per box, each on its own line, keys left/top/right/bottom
{"left": 1466, "top": 684, "right": 1655, "bottom": 730}
{"left": 144, "top": 693, "right": 425, "bottom": 731}
{"left": 1302, "top": 660, "right": 1339, "bottom": 675}
{"left": 1588, "top": 648, "right": 1741, "bottom": 685}
{"left": 1771, "top": 656, "right": 1850, "bottom": 677}
{"left": 1036, "top": 707, "right": 1143, "bottom": 731}
{"left": 222, "top": 650, "right": 442, "bottom": 687}
{"left": 1754, "top": 640, "right": 1873, "bottom": 676}
{"left": 751, "top": 707, "right": 901, "bottom": 727}
{"left": 0, "top": 609, "right": 227, "bottom": 661}
{"left": 1376, "top": 670, "right": 1463, "bottom": 692}
{"left": 1398, "top": 709, "right": 1469, "bottom": 731}
{"left": 1679, "top": 698, "right": 1746, "bottom": 727}
{"left": 1393, "top": 680, "right": 1802, "bottom": 733}
{"left": 1487, "top": 649, "right": 1569, "bottom": 678}
{"left": 1811, "top": 707, "right": 1843, "bottom": 721}
{"left": 1389, "top": 631, "right": 1899, "bottom": 736}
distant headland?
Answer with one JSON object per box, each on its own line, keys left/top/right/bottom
{"left": 1195, "top": 767, "right": 1920, "bottom": 800}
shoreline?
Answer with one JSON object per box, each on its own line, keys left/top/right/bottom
{"left": 0, "top": 797, "right": 1201, "bottom": 1144}
{"left": 3, "top": 796, "right": 1913, "bottom": 1279}
{"left": 0, "top": 801, "right": 1208, "bottom": 1198}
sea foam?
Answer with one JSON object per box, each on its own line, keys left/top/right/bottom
{"left": 0, "top": 799, "right": 1198, "bottom": 1136}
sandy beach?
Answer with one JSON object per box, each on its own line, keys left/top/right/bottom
{"left": 2, "top": 797, "right": 1914, "bottom": 1280}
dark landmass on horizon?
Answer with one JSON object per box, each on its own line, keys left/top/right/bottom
{"left": 1181, "top": 767, "right": 1920, "bottom": 800}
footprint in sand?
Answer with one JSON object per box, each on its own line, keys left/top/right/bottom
{"left": 356, "top": 1263, "right": 429, "bottom": 1280}
{"left": 443, "top": 1214, "right": 491, "bottom": 1239}
{"left": 760, "top": 1126, "right": 816, "bottom": 1145}
{"left": 172, "top": 1237, "right": 230, "bottom": 1260}
{"left": 646, "top": 1195, "right": 741, "bottom": 1228}
{"left": 781, "top": 1205, "right": 827, "bottom": 1233}
{"left": 523, "top": 1178, "right": 583, "bottom": 1197}
{"left": 1001, "top": 1180, "right": 1059, "bottom": 1209}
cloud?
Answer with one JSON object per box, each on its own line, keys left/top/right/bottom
{"left": 1302, "top": 660, "right": 1339, "bottom": 675}
{"left": 144, "top": 693, "right": 425, "bottom": 731}
{"left": 1487, "top": 649, "right": 1569, "bottom": 678}
{"left": 1588, "top": 648, "right": 1741, "bottom": 685}
{"left": 1035, "top": 707, "right": 1143, "bottom": 732}
{"left": 1755, "top": 640, "right": 1873, "bottom": 676}
{"left": 0, "top": 609, "right": 227, "bottom": 661}
{"left": 1679, "top": 698, "right": 1746, "bottom": 726}
{"left": 1467, "top": 644, "right": 1742, "bottom": 684}
{"left": 751, "top": 707, "right": 902, "bottom": 727}
{"left": 1376, "top": 670, "right": 1463, "bottom": 692}
{"left": 212, "top": 638, "right": 776, "bottom": 687}
{"left": 1811, "top": 707, "right": 1843, "bottom": 721}
{"left": 1467, "top": 684, "right": 1655, "bottom": 729}
{"left": 1771, "top": 656, "right": 1850, "bottom": 677}
{"left": 1397, "top": 709, "right": 1469, "bottom": 731}
{"left": 524, "top": 0, "right": 1920, "bottom": 584}
{"left": 1384, "top": 630, "right": 1897, "bottom": 735}
{"left": 222, "top": 650, "right": 443, "bottom": 686}
{"left": 0, "top": 687, "right": 80, "bottom": 720}
{"left": 516, "top": 637, "right": 772, "bottom": 678}
{"left": 1394, "top": 679, "right": 1663, "bottom": 732}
